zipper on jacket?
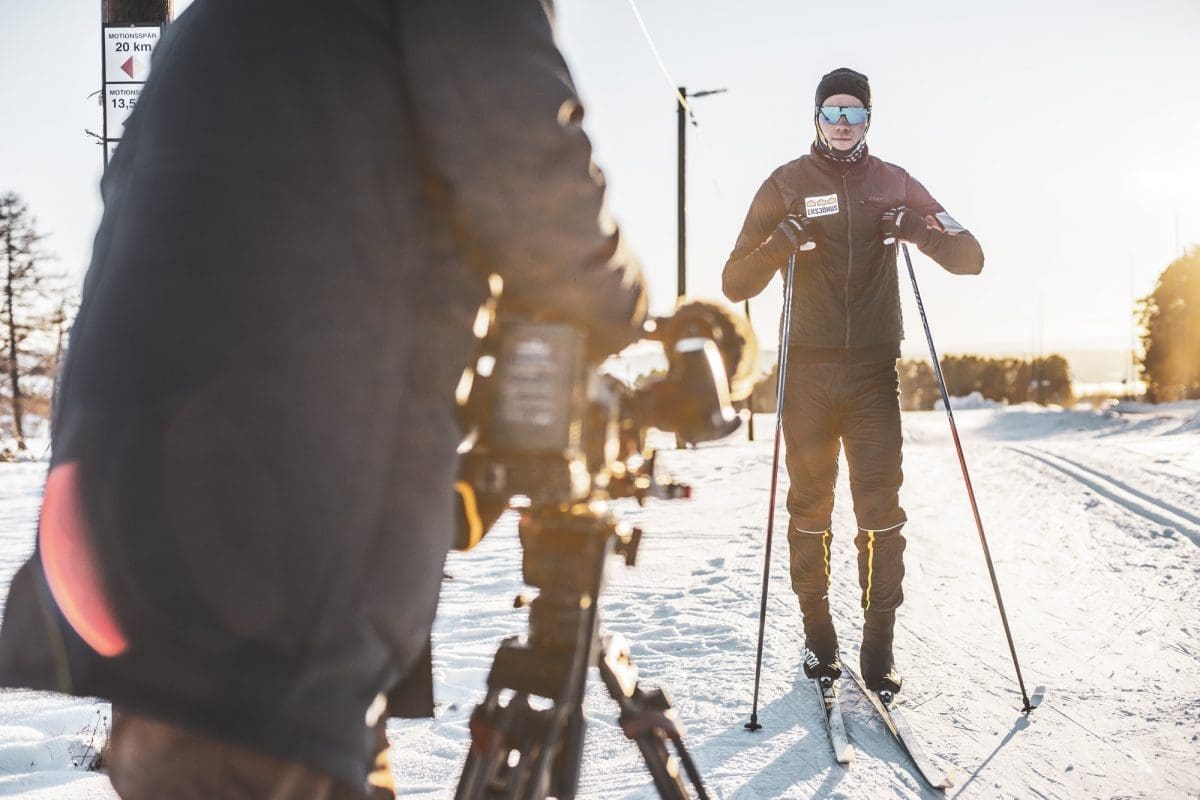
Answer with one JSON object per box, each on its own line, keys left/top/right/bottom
{"left": 843, "top": 175, "right": 852, "bottom": 348}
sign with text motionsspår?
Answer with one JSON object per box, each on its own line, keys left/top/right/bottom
{"left": 102, "top": 24, "right": 162, "bottom": 165}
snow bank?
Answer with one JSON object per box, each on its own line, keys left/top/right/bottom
{"left": 933, "top": 390, "right": 1002, "bottom": 410}
{"left": 0, "top": 692, "right": 110, "bottom": 799}
{"left": 915, "top": 397, "right": 1200, "bottom": 444}
{"left": 1106, "top": 399, "right": 1200, "bottom": 415}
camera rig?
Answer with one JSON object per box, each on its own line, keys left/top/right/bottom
{"left": 451, "top": 300, "right": 755, "bottom": 800}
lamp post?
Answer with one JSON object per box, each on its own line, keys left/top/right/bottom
{"left": 676, "top": 86, "right": 726, "bottom": 299}
{"left": 676, "top": 86, "right": 750, "bottom": 436}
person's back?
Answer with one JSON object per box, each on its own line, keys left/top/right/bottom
{"left": 0, "top": 2, "right": 647, "bottom": 797}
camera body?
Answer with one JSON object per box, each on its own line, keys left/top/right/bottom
{"left": 453, "top": 303, "right": 751, "bottom": 548}
{"left": 461, "top": 320, "right": 594, "bottom": 506}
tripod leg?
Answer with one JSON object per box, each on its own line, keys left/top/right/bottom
{"left": 456, "top": 690, "right": 522, "bottom": 800}
{"left": 456, "top": 690, "right": 561, "bottom": 800}
{"left": 549, "top": 704, "right": 586, "bottom": 800}
{"left": 457, "top": 507, "right": 630, "bottom": 799}
{"left": 597, "top": 635, "right": 710, "bottom": 800}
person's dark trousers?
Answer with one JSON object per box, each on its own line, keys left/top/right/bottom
{"left": 105, "top": 708, "right": 395, "bottom": 800}
{"left": 782, "top": 359, "right": 908, "bottom": 677}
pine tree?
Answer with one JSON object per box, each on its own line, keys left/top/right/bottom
{"left": 1031, "top": 355, "right": 1074, "bottom": 407}
{"left": 0, "top": 192, "right": 64, "bottom": 451}
{"left": 1138, "top": 247, "right": 1200, "bottom": 402}
{"left": 898, "top": 359, "right": 936, "bottom": 410}
{"left": 902, "top": 354, "right": 1074, "bottom": 408}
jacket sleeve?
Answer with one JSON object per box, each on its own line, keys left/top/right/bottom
{"left": 904, "top": 174, "right": 985, "bottom": 275}
{"left": 399, "top": 0, "right": 646, "bottom": 356}
{"left": 721, "top": 178, "right": 798, "bottom": 302}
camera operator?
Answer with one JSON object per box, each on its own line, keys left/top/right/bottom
{"left": 0, "top": 2, "right": 646, "bottom": 799}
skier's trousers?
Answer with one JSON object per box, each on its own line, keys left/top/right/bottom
{"left": 782, "top": 359, "right": 907, "bottom": 613}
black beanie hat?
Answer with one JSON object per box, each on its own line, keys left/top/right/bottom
{"left": 814, "top": 67, "right": 871, "bottom": 109}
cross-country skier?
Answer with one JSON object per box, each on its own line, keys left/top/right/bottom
{"left": 722, "top": 67, "right": 984, "bottom": 694}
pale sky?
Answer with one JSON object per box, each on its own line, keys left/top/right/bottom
{"left": 2, "top": 0, "right": 1199, "bottom": 368}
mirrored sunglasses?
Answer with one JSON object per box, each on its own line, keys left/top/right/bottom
{"left": 818, "top": 106, "right": 870, "bottom": 125}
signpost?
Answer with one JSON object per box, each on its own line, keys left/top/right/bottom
{"left": 101, "top": 24, "right": 161, "bottom": 167}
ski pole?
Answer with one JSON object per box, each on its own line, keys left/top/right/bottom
{"left": 900, "top": 242, "right": 1038, "bottom": 714}
{"left": 745, "top": 250, "right": 797, "bottom": 732}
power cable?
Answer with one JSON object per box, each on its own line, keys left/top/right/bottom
{"left": 623, "top": 0, "right": 727, "bottom": 201}
{"left": 623, "top": 0, "right": 688, "bottom": 110}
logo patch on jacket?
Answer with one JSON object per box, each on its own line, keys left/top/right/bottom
{"left": 804, "top": 194, "right": 840, "bottom": 218}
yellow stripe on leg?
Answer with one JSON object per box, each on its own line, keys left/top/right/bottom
{"left": 865, "top": 530, "right": 876, "bottom": 610}
{"left": 822, "top": 530, "right": 832, "bottom": 591}
{"left": 454, "top": 480, "right": 484, "bottom": 550}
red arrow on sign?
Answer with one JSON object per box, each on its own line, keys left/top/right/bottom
{"left": 121, "top": 57, "right": 135, "bottom": 79}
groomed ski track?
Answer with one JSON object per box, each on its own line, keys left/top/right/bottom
{"left": 1, "top": 403, "right": 1197, "bottom": 798}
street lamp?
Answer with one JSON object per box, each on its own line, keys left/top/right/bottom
{"left": 676, "top": 86, "right": 726, "bottom": 299}
{"left": 675, "top": 87, "right": 755, "bottom": 438}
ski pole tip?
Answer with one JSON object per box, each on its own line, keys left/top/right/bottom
{"left": 744, "top": 717, "right": 762, "bottom": 732}
{"left": 1022, "top": 685, "right": 1047, "bottom": 715}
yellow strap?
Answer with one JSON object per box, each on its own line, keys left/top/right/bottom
{"left": 454, "top": 480, "right": 484, "bottom": 551}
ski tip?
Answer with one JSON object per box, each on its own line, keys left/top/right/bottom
{"left": 837, "top": 745, "right": 855, "bottom": 765}
{"left": 938, "top": 769, "right": 958, "bottom": 790}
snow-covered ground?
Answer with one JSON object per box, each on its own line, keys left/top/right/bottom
{"left": 1, "top": 402, "right": 1197, "bottom": 798}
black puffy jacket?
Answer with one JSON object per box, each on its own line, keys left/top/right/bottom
{"left": 0, "top": 0, "right": 645, "bottom": 790}
{"left": 723, "top": 145, "right": 983, "bottom": 361}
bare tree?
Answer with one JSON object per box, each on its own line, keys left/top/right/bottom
{"left": 0, "top": 192, "right": 66, "bottom": 451}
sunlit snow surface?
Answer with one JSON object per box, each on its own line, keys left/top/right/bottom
{"left": 1, "top": 404, "right": 1197, "bottom": 799}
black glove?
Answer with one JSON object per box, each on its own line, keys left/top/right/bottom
{"left": 880, "top": 207, "right": 931, "bottom": 248}
{"left": 775, "top": 213, "right": 817, "bottom": 252}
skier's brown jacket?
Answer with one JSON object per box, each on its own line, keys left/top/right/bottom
{"left": 724, "top": 145, "right": 984, "bottom": 361}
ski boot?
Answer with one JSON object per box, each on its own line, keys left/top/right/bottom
{"left": 861, "top": 609, "right": 902, "bottom": 701}
{"left": 800, "top": 601, "right": 842, "bottom": 681}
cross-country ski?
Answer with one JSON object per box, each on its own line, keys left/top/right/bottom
{"left": 815, "top": 676, "right": 854, "bottom": 765}
{"left": 845, "top": 662, "right": 956, "bottom": 791}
